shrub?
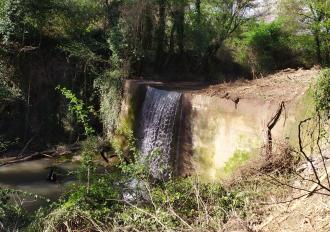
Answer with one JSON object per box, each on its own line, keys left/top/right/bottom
{"left": 56, "top": 86, "right": 96, "bottom": 136}
{"left": 0, "top": 188, "right": 31, "bottom": 231}
{"left": 0, "top": 61, "right": 21, "bottom": 104}
{"left": 314, "top": 69, "right": 330, "bottom": 117}
{"left": 94, "top": 70, "right": 124, "bottom": 138}
{"left": 229, "top": 19, "right": 316, "bottom": 75}
{"left": 244, "top": 20, "right": 298, "bottom": 73}
{"left": 31, "top": 171, "right": 250, "bottom": 231}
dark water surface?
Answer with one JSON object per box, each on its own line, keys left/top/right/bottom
{"left": 0, "top": 158, "right": 80, "bottom": 211}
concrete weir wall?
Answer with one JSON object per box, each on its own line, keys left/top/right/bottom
{"left": 184, "top": 95, "right": 297, "bottom": 180}
{"left": 120, "top": 78, "right": 313, "bottom": 181}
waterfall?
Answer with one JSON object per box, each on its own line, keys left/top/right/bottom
{"left": 138, "top": 86, "right": 182, "bottom": 180}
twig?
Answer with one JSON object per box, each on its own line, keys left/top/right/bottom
{"left": 18, "top": 135, "right": 37, "bottom": 157}
{"left": 109, "top": 198, "right": 170, "bottom": 231}
{"left": 302, "top": 168, "right": 330, "bottom": 199}
{"left": 316, "top": 112, "right": 330, "bottom": 188}
{"left": 169, "top": 208, "right": 193, "bottom": 230}
{"left": 293, "top": 170, "right": 319, "bottom": 186}
{"left": 260, "top": 192, "right": 310, "bottom": 205}
{"left": 254, "top": 168, "right": 330, "bottom": 197}
{"left": 298, "top": 118, "right": 330, "bottom": 192}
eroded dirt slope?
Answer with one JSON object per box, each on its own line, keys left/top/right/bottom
{"left": 197, "top": 68, "right": 319, "bottom": 102}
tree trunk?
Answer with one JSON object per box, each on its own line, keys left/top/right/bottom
{"left": 202, "top": 42, "right": 221, "bottom": 81}
{"left": 156, "top": 0, "right": 166, "bottom": 69}
{"left": 169, "top": 22, "right": 175, "bottom": 54}
{"left": 142, "top": 3, "right": 153, "bottom": 50}
{"left": 104, "top": 0, "right": 120, "bottom": 29}
{"left": 195, "top": 0, "right": 201, "bottom": 26}
{"left": 194, "top": 0, "right": 202, "bottom": 55}
{"left": 176, "top": 2, "right": 185, "bottom": 55}
{"left": 314, "top": 31, "right": 322, "bottom": 64}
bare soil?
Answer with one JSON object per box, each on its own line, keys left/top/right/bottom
{"left": 196, "top": 67, "right": 320, "bottom": 102}
{"left": 254, "top": 148, "right": 330, "bottom": 232}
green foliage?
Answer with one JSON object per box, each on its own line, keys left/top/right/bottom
{"left": 59, "top": 41, "right": 104, "bottom": 65}
{"left": 229, "top": 18, "right": 320, "bottom": 74}
{"left": 30, "top": 172, "right": 250, "bottom": 231}
{"left": 279, "top": 0, "right": 330, "bottom": 65}
{"left": 0, "top": 60, "right": 22, "bottom": 152}
{"left": 0, "top": 0, "right": 24, "bottom": 43}
{"left": 314, "top": 69, "right": 330, "bottom": 116}
{"left": 94, "top": 70, "right": 124, "bottom": 137}
{"left": 0, "top": 0, "right": 104, "bottom": 43}
{"left": 77, "top": 137, "right": 98, "bottom": 186}
{"left": 242, "top": 20, "right": 297, "bottom": 73}
{"left": 150, "top": 178, "right": 247, "bottom": 224}
{"left": 0, "top": 188, "right": 31, "bottom": 231}
{"left": 0, "top": 136, "right": 19, "bottom": 153}
{"left": 0, "top": 61, "right": 21, "bottom": 103}
{"left": 56, "top": 86, "right": 95, "bottom": 136}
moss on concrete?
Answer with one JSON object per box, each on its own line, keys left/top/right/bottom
{"left": 223, "top": 149, "right": 251, "bottom": 174}
{"left": 112, "top": 86, "right": 143, "bottom": 156}
{"left": 286, "top": 86, "right": 317, "bottom": 148}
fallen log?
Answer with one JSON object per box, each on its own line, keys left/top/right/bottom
{"left": 0, "top": 144, "right": 81, "bottom": 167}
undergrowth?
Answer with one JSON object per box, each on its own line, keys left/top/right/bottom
{"left": 0, "top": 188, "right": 34, "bottom": 231}
{"left": 314, "top": 68, "right": 330, "bottom": 117}
{"left": 24, "top": 132, "right": 254, "bottom": 232}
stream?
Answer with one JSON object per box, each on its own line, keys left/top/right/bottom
{"left": 0, "top": 158, "right": 80, "bottom": 211}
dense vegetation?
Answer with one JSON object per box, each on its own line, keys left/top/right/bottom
{"left": 0, "top": 0, "right": 329, "bottom": 231}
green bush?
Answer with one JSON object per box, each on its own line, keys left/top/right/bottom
{"left": 230, "top": 19, "right": 315, "bottom": 75}
{"left": 0, "top": 61, "right": 21, "bottom": 104}
{"left": 94, "top": 70, "right": 124, "bottom": 137}
{"left": 243, "top": 20, "right": 297, "bottom": 73}
{"left": 0, "top": 188, "right": 31, "bottom": 231}
{"left": 30, "top": 168, "right": 250, "bottom": 231}
{"left": 314, "top": 69, "right": 330, "bottom": 116}
{"left": 56, "top": 86, "right": 96, "bottom": 136}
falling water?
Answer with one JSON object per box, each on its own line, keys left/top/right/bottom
{"left": 138, "top": 86, "right": 182, "bottom": 180}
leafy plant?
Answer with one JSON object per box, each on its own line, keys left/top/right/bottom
{"left": 0, "top": 62, "right": 21, "bottom": 103}
{"left": 243, "top": 19, "right": 297, "bottom": 73}
{"left": 0, "top": 188, "right": 31, "bottom": 231}
{"left": 314, "top": 69, "right": 330, "bottom": 117}
{"left": 94, "top": 70, "right": 124, "bottom": 137}
{"left": 56, "top": 86, "right": 95, "bottom": 136}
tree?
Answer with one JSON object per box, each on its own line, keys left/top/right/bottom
{"left": 280, "top": 0, "right": 330, "bottom": 64}
{"left": 200, "top": 0, "right": 255, "bottom": 78}
{"left": 204, "top": 0, "right": 256, "bottom": 56}
{"left": 156, "top": 0, "right": 167, "bottom": 67}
